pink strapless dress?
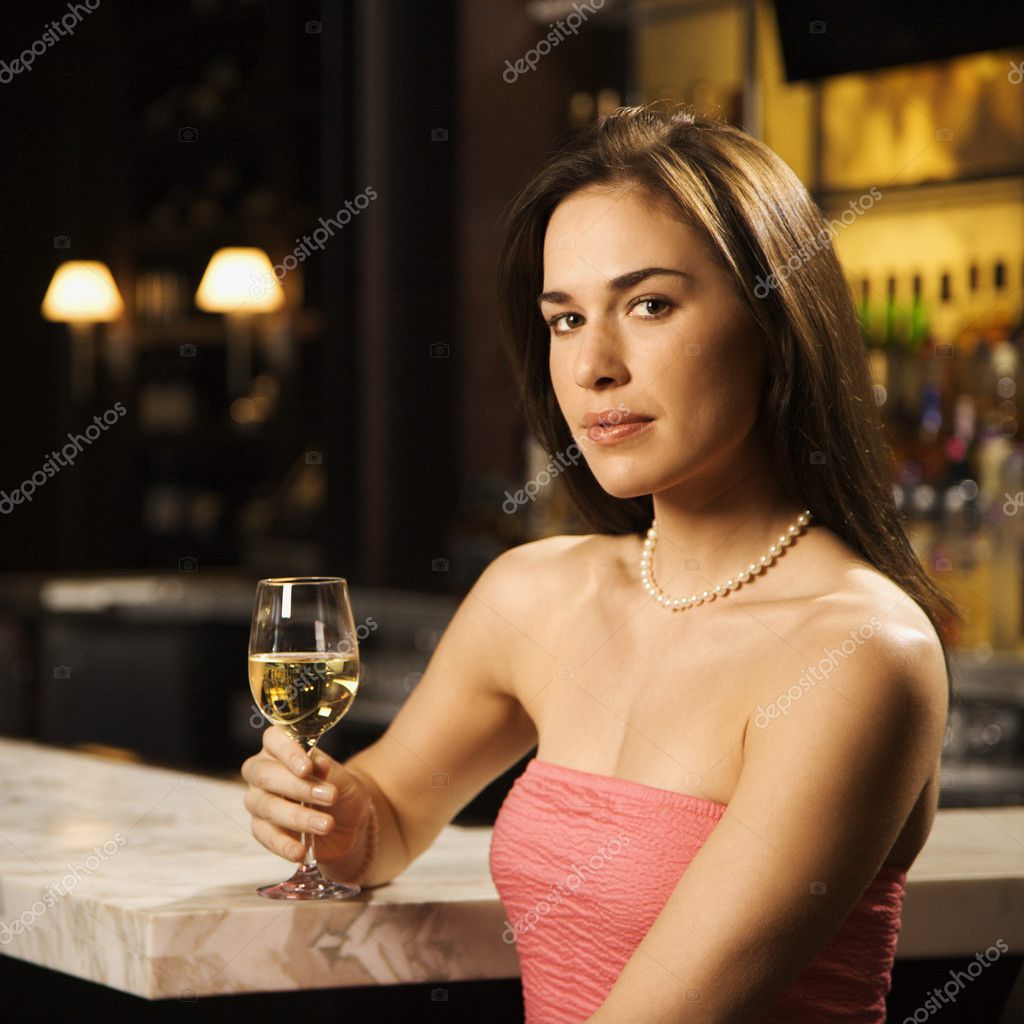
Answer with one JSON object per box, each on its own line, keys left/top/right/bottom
{"left": 489, "top": 757, "right": 907, "bottom": 1024}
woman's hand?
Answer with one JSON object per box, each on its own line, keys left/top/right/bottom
{"left": 241, "top": 725, "right": 373, "bottom": 869}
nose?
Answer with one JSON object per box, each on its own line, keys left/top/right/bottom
{"left": 572, "top": 317, "right": 630, "bottom": 391}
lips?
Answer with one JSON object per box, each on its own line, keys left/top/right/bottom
{"left": 581, "top": 409, "right": 653, "bottom": 429}
{"left": 581, "top": 408, "right": 654, "bottom": 446}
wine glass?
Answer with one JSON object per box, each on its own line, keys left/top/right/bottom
{"left": 248, "top": 576, "right": 361, "bottom": 900}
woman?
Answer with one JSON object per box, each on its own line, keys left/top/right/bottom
{"left": 242, "top": 106, "right": 959, "bottom": 1023}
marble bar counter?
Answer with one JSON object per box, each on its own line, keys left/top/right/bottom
{"left": 0, "top": 739, "right": 1023, "bottom": 1002}
{"left": 0, "top": 739, "right": 517, "bottom": 1000}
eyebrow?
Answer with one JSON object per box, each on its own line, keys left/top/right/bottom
{"left": 537, "top": 267, "right": 690, "bottom": 306}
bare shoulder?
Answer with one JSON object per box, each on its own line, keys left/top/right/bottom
{"left": 475, "top": 532, "right": 625, "bottom": 607}
{"left": 795, "top": 539, "right": 950, "bottom": 719}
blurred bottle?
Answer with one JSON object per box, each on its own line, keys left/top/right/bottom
{"left": 936, "top": 481, "right": 991, "bottom": 652}
{"left": 990, "top": 443, "right": 1024, "bottom": 651}
{"left": 858, "top": 275, "right": 888, "bottom": 390}
{"left": 897, "top": 272, "right": 928, "bottom": 426}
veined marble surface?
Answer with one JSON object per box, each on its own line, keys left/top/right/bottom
{"left": 0, "top": 738, "right": 518, "bottom": 999}
{"left": 0, "top": 739, "right": 1022, "bottom": 999}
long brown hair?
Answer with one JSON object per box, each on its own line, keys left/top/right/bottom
{"left": 496, "top": 104, "right": 961, "bottom": 705}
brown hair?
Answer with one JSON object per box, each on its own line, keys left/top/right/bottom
{"left": 497, "top": 104, "right": 961, "bottom": 705}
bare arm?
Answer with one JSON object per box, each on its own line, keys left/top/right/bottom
{"left": 585, "top": 618, "right": 948, "bottom": 1024}
{"left": 242, "top": 545, "right": 539, "bottom": 885}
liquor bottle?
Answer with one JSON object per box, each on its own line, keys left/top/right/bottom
{"left": 991, "top": 260, "right": 1011, "bottom": 338}
{"left": 858, "top": 275, "right": 888, "bottom": 391}
{"left": 908, "top": 274, "right": 929, "bottom": 353}
{"left": 898, "top": 273, "right": 928, "bottom": 425}
{"left": 989, "top": 443, "right": 1024, "bottom": 651}
{"left": 856, "top": 276, "right": 873, "bottom": 342}
{"left": 964, "top": 261, "right": 982, "bottom": 336}
{"left": 884, "top": 275, "right": 911, "bottom": 448}
{"left": 921, "top": 271, "right": 956, "bottom": 422}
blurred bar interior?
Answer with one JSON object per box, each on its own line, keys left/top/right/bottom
{"left": 2, "top": 0, "right": 1024, "bottom": 814}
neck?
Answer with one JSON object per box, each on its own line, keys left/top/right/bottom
{"left": 642, "top": 458, "right": 807, "bottom": 599}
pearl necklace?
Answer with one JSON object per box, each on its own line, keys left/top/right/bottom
{"left": 640, "top": 510, "right": 813, "bottom": 610}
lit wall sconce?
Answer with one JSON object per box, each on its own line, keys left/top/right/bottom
{"left": 195, "top": 247, "right": 284, "bottom": 396}
{"left": 41, "top": 261, "right": 125, "bottom": 402}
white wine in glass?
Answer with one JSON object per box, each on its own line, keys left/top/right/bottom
{"left": 248, "top": 577, "right": 361, "bottom": 900}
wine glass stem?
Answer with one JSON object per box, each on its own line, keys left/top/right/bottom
{"left": 299, "top": 735, "right": 319, "bottom": 869}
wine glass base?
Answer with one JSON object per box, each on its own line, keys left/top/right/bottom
{"left": 257, "top": 863, "right": 361, "bottom": 900}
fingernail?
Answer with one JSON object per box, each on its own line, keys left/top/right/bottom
{"left": 311, "top": 785, "right": 333, "bottom": 802}
{"left": 292, "top": 756, "right": 309, "bottom": 774}
{"left": 309, "top": 815, "right": 331, "bottom": 833}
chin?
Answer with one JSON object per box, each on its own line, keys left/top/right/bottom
{"left": 587, "top": 452, "right": 696, "bottom": 500}
{"left": 586, "top": 468, "right": 658, "bottom": 501}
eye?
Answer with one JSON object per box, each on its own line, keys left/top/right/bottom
{"left": 545, "top": 311, "right": 583, "bottom": 335}
{"left": 629, "top": 296, "right": 672, "bottom": 319}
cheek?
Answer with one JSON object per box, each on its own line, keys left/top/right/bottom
{"left": 548, "top": 346, "right": 574, "bottom": 398}
{"left": 656, "top": 330, "right": 764, "bottom": 427}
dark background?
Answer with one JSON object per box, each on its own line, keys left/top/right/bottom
{"left": 0, "top": 0, "right": 629, "bottom": 590}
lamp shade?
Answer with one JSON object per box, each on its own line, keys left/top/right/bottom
{"left": 195, "top": 247, "right": 284, "bottom": 314}
{"left": 41, "top": 261, "right": 125, "bottom": 323}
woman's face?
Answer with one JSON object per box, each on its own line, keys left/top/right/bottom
{"left": 540, "top": 182, "right": 768, "bottom": 501}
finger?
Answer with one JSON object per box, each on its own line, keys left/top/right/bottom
{"left": 244, "top": 757, "right": 339, "bottom": 807}
{"left": 262, "top": 725, "right": 313, "bottom": 776}
{"left": 246, "top": 789, "right": 336, "bottom": 838}
{"left": 251, "top": 816, "right": 306, "bottom": 862}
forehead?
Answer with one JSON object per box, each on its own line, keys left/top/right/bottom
{"left": 543, "top": 184, "right": 712, "bottom": 275}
